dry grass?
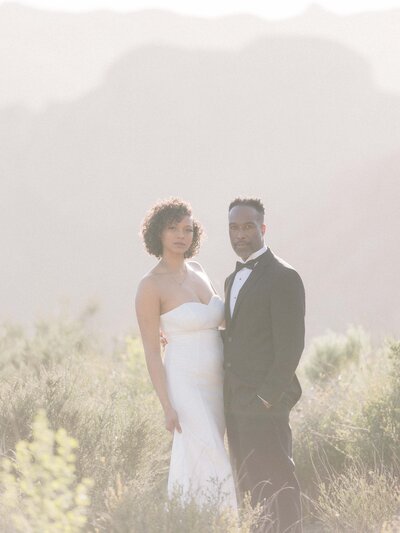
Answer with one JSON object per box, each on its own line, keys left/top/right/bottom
{"left": 0, "top": 315, "right": 399, "bottom": 531}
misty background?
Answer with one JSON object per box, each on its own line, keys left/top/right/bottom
{"left": 1, "top": 3, "right": 399, "bottom": 343}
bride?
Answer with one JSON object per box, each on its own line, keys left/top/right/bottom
{"left": 135, "top": 197, "right": 237, "bottom": 509}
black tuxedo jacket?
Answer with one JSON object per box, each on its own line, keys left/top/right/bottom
{"left": 223, "top": 249, "right": 305, "bottom": 417}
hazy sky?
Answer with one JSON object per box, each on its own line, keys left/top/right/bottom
{"left": 4, "top": 0, "right": 400, "bottom": 17}
{"left": 2, "top": 0, "right": 400, "bottom": 338}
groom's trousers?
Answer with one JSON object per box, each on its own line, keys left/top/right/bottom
{"left": 226, "top": 411, "right": 302, "bottom": 533}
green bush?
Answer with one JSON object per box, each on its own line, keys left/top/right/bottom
{"left": 303, "top": 326, "right": 369, "bottom": 384}
{"left": 0, "top": 409, "right": 93, "bottom": 532}
{"left": 293, "top": 334, "right": 400, "bottom": 530}
{"left": 294, "top": 333, "right": 399, "bottom": 485}
{"left": 348, "top": 342, "right": 400, "bottom": 469}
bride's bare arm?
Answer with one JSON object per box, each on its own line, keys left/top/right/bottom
{"left": 135, "top": 278, "right": 181, "bottom": 433}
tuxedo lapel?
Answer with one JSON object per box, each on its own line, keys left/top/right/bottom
{"left": 227, "top": 250, "right": 274, "bottom": 328}
{"left": 224, "top": 272, "right": 236, "bottom": 327}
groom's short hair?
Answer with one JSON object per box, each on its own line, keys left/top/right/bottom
{"left": 229, "top": 197, "right": 265, "bottom": 219}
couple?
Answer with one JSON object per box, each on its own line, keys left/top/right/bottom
{"left": 135, "top": 197, "right": 305, "bottom": 532}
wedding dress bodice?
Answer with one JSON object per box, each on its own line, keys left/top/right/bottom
{"left": 160, "top": 293, "right": 224, "bottom": 335}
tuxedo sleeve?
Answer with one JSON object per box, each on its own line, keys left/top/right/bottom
{"left": 224, "top": 274, "right": 232, "bottom": 293}
{"left": 256, "top": 268, "right": 305, "bottom": 406}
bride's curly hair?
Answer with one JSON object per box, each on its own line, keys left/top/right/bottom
{"left": 140, "top": 198, "right": 203, "bottom": 258}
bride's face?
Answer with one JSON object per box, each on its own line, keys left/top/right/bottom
{"left": 161, "top": 215, "right": 194, "bottom": 256}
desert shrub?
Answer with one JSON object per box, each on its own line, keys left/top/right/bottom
{"left": 303, "top": 326, "right": 369, "bottom": 384}
{"left": 0, "top": 409, "right": 93, "bottom": 532}
{"left": 297, "top": 339, "right": 399, "bottom": 480}
{"left": 0, "top": 315, "right": 169, "bottom": 530}
{"left": 116, "top": 336, "right": 154, "bottom": 398}
{"left": 1, "top": 315, "right": 398, "bottom": 532}
{"left": 0, "top": 323, "right": 28, "bottom": 377}
{"left": 294, "top": 333, "right": 400, "bottom": 530}
{"left": 0, "top": 307, "right": 97, "bottom": 377}
{"left": 295, "top": 327, "right": 367, "bottom": 495}
{"left": 382, "top": 507, "right": 400, "bottom": 532}
{"left": 347, "top": 342, "right": 400, "bottom": 469}
{"left": 106, "top": 484, "right": 258, "bottom": 533}
{"left": 294, "top": 332, "right": 399, "bottom": 484}
{"left": 292, "top": 380, "right": 349, "bottom": 495}
{"left": 312, "top": 462, "right": 400, "bottom": 532}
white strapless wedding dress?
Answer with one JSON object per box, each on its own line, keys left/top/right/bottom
{"left": 160, "top": 294, "right": 237, "bottom": 509}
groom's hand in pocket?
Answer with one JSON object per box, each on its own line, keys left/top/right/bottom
{"left": 160, "top": 329, "right": 168, "bottom": 350}
{"left": 165, "top": 407, "right": 182, "bottom": 434}
{"left": 257, "top": 395, "right": 272, "bottom": 409}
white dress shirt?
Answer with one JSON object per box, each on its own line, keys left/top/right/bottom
{"left": 229, "top": 245, "right": 271, "bottom": 407}
{"left": 229, "top": 245, "right": 268, "bottom": 316}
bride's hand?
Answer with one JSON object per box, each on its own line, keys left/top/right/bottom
{"left": 164, "top": 407, "right": 182, "bottom": 434}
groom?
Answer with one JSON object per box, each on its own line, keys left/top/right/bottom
{"left": 223, "top": 197, "right": 305, "bottom": 532}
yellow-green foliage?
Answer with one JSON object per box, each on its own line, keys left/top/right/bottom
{"left": 0, "top": 409, "right": 93, "bottom": 533}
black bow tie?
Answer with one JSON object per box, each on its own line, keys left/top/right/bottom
{"left": 235, "top": 258, "right": 258, "bottom": 273}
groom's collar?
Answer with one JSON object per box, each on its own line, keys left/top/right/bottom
{"left": 237, "top": 245, "right": 268, "bottom": 264}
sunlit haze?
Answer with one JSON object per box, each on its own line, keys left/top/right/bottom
{"left": 1, "top": 0, "right": 399, "bottom": 340}
{"left": 4, "top": 0, "right": 400, "bottom": 17}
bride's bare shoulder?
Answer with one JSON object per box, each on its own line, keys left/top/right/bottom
{"left": 138, "top": 261, "right": 166, "bottom": 283}
{"left": 187, "top": 260, "right": 205, "bottom": 273}
{"left": 136, "top": 270, "right": 162, "bottom": 299}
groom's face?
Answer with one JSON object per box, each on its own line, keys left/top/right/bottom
{"left": 229, "top": 205, "right": 266, "bottom": 261}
